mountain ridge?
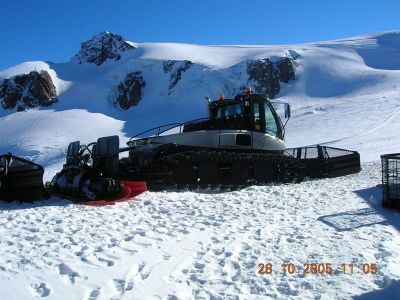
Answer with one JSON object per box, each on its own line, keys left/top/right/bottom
{"left": 0, "top": 31, "right": 298, "bottom": 113}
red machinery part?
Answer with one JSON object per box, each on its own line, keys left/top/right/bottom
{"left": 74, "top": 181, "right": 147, "bottom": 206}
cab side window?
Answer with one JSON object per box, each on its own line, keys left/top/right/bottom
{"left": 253, "top": 102, "right": 261, "bottom": 131}
{"left": 264, "top": 103, "right": 278, "bottom": 136}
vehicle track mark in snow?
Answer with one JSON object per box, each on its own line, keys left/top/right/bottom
{"left": 30, "top": 282, "right": 51, "bottom": 297}
{"left": 112, "top": 278, "right": 133, "bottom": 294}
{"left": 58, "top": 263, "right": 80, "bottom": 284}
{"left": 85, "top": 287, "right": 101, "bottom": 300}
{"left": 120, "top": 263, "right": 141, "bottom": 293}
{"left": 94, "top": 253, "right": 115, "bottom": 267}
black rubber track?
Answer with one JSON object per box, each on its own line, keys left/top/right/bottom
{"left": 124, "top": 150, "right": 307, "bottom": 191}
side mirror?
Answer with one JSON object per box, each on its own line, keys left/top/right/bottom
{"left": 284, "top": 103, "right": 291, "bottom": 119}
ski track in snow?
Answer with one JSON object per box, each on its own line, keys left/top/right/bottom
{"left": 0, "top": 162, "right": 399, "bottom": 299}
{"left": 315, "top": 106, "right": 400, "bottom": 148}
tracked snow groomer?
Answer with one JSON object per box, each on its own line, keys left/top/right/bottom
{"left": 118, "top": 89, "right": 361, "bottom": 188}
{"left": 0, "top": 89, "right": 361, "bottom": 202}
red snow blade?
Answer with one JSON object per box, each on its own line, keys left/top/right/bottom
{"left": 123, "top": 181, "right": 147, "bottom": 198}
{"left": 74, "top": 181, "right": 147, "bottom": 206}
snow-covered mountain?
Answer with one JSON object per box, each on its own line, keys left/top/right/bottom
{"left": 1, "top": 31, "right": 400, "bottom": 299}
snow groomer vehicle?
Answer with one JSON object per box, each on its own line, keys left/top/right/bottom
{"left": 0, "top": 88, "right": 361, "bottom": 203}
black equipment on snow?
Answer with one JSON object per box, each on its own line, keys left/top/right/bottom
{"left": 49, "top": 136, "right": 122, "bottom": 201}
{"left": 48, "top": 136, "right": 147, "bottom": 204}
{"left": 0, "top": 153, "right": 45, "bottom": 202}
{"left": 381, "top": 153, "right": 400, "bottom": 209}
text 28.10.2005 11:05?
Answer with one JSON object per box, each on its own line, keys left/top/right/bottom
{"left": 257, "top": 263, "right": 378, "bottom": 275}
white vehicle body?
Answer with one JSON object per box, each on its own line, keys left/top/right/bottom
{"left": 150, "top": 129, "right": 286, "bottom": 151}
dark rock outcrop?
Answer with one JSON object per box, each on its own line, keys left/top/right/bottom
{"left": 247, "top": 59, "right": 280, "bottom": 98}
{"left": 114, "top": 72, "right": 145, "bottom": 110}
{"left": 163, "top": 60, "right": 177, "bottom": 73}
{"left": 275, "top": 57, "right": 295, "bottom": 83}
{"left": 74, "top": 32, "right": 135, "bottom": 66}
{"left": 168, "top": 60, "right": 193, "bottom": 94}
{"left": 247, "top": 56, "right": 295, "bottom": 98}
{"left": 0, "top": 71, "right": 58, "bottom": 111}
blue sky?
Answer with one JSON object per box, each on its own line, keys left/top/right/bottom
{"left": 1, "top": 0, "right": 399, "bottom": 70}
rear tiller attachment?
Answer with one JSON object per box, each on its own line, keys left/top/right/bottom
{"left": 48, "top": 135, "right": 147, "bottom": 205}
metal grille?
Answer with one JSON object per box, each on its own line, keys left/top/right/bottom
{"left": 285, "top": 146, "right": 353, "bottom": 159}
{"left": 0, "top": 154, "right": 41, "bottom": 175}
{"left": 325, "top": 147, "right": 353, "bottom": 158}
{"left": 285, "top": 147, "right": 319, "bottom": 159}
{"left": 381, "top": 153, "right": 400, "bottom": 209}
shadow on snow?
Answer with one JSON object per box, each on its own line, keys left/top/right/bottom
{"left": 318, "top": 185, "right": 400, "bottom": 232}
{"left": 352, "top": 279, "right": 400, "bottom": 300}
{"left": 0, "top": 197, "right": 71, "bottom": 211}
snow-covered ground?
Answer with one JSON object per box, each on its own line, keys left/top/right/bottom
{"left": 1, "top": 163, "right": 399, "bottom": 299}
{"left": 1, "top": 31, "right": 400, "bottom": 299}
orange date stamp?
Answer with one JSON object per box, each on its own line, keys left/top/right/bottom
{"left": 257, "top": 263, "right": 378, "bottom": 275}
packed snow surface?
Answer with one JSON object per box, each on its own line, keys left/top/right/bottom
{"left": 1, "top": 31, "right": 400, "bottom": 299}
{"left": 1, "top": 163, "right": 399, "bottom": 299}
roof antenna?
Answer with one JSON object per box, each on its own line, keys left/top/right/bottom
{"left": 205, "top": 96, "right": 212, "bottom": 117}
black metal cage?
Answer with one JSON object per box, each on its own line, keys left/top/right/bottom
{"left": 0, "top": 153, "right": 44, "bottom": 202}
{"left": 285, "top": 145, "right": 361, "bottom": 178}
{"left": 381, "top": 153, "right": 400, "bottom": 209}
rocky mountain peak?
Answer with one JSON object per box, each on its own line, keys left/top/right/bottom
{"left": 0, "top": 70, "right": 58, "bottom": 111}
{"left": 74, "top": 32, "right": 135, "bottom": 66}
{"left": 247, "top": 56, "right": 295, "bottom": 98}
